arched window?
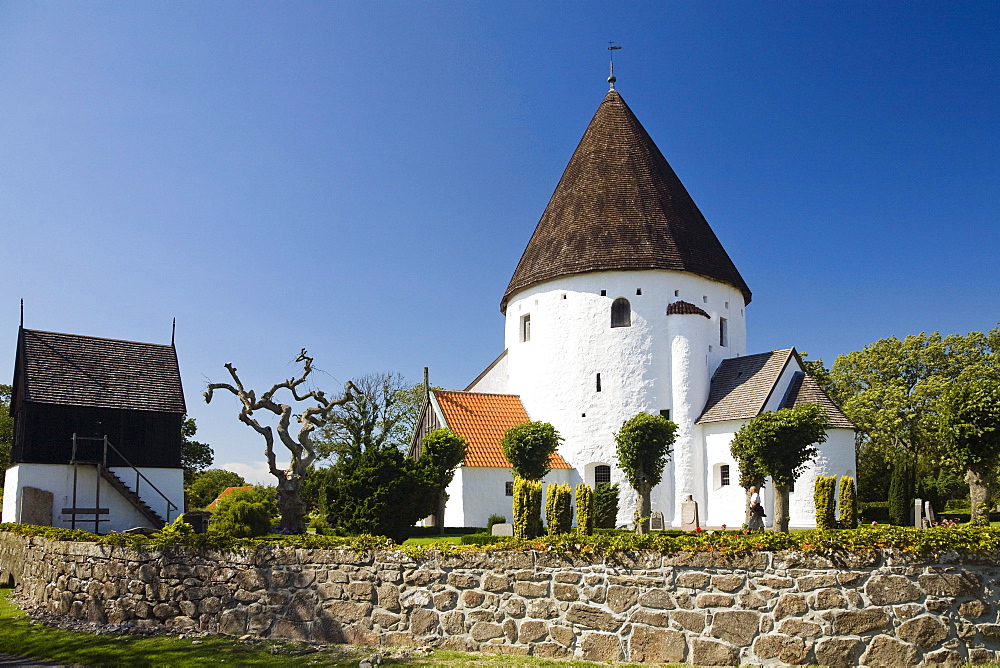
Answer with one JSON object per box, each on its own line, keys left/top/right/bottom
{"left": 611, "top": 297, "right": 631, "bottom": 328}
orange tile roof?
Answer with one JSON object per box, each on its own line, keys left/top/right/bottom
{"left": 207, "top": 485, "right": 254, "bottom": 509}
{"left": 433, "top": 390, "right": 573, "bottom": 470}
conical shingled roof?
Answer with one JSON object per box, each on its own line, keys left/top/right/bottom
{"left": 501, "top": 90, "right": 751, "bottom": 313}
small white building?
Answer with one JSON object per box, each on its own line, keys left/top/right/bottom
{"left": 3, "top": 327, "right": 186, "bottom": 533}
{"left": 414, "top": 84, "right": 856, "bottom": 529}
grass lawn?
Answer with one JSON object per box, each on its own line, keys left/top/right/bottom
{"left": 0, "top": 588, "right": 659, "bottom": 667}
{"left": 402, "top": 534, "right": 465, "bottom": 545}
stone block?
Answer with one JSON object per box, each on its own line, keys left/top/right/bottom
{"left": 519, "top": 620, "right": 548, "bottom": 643}
{"left": 712, "top": 574, "right": 744, "bottom": 592}
{"left": 491, "top": 523, "right": 513, "bottom": 536}
{"left": 446, "top": 572, "right": 479, "bottom": 589}
{"left": 860, "top": 634, "right": 920, "bottom": 667}
{"left": 865, "top": 575, "right": 921, "bottom": 605}
{"left": 433, "top": 590, "right": 457, "bottom": 611}
{"left": 460, "top": 589, "right": 484, "bottom": 608}
{"left": 697, "top": 593, "right": 735, "bottom": 608}
{"left": 470, "top": 621, "right": 505, "bottom": 641}
{"left": 20, "top": 487, "right": 53, "bottom": 526}
{"left": 676, "top": 572, "right": 709, "bottom": 589}
{"left": 532, "top": 642, "right": 571, "bottom": 658}
{"left": 778, "top": 618, "right": 822, "bottom": 638}
{"left": 606, "top": 585, "right": 637, "bottom": 613}
{"left": 482, "top": 573, "right": 510, "bottom": 592}
{"left": 580, "top": 632, "right": 623, "bottom": 662}
{"left": 814, "top": 637, "right": 862, "bottom": 667}
{"left": 323, "top": 600, "right": 373, "bottom": 622}
{"left": 629, "top": 626, "right": 686, "bottom": 663}
{"left": 565, "top": 603, "right": 621, "bottom": 632}
{"left": 829, "top": 608, "right": 890, "bottom": 635}
{"left": 961, "top": 600, "right": 990, "bottom": 618}
{"left": 797, "top": 574, "right": 837, "bottom": 591}
{"left": 670, "top": 609, "right": 706, "bottom": 633}
{"left": 814, "top": 587, "right": 847, "bottom": 609}
{"left": 552, "top": 583, "right": 578, "bottom": 601}
{"left": 691, "top": 638, "right": 739, "bottom": 666}
{"left": 923, "top": 648, "right": 964, "bottom": 667}
{"left": 753, "top": 634, "right": 809, "bottom": 664}
{"left": 630, "top": 609, "right": 670, "bottom": 627}
{"left": 897, "top": 615, "right": 948, "bottom": 648}
{"left": 501, "top": 597, "right": 525, "bottom": 618}
{"left": 513, "top": 581, "right": 548, "bottom": 598}
{"left": 480, "top": 644, "right": 529, "bottom": 656}
{"left": 774, "top": 593, "right": 808, "bottom": 620}
{"left": 549, "top": 624, "right": 576, "bottom": 647}
{"left": 272, "top": 620, "right": 309, "bottom": 641}
{"left": 410, "top": 608, "right": 439, "bottom": 635}
{"left": 711, "top": 610, "right": 759, "bottom": 645}
{"left": 638, "top": 589, "right": 675, "bottom": 609}
{"left": 376, "top": 584, "right": 400, "bottom": 611}
{"left": 919, "top": 571, "right": 983, "bottom": 598}
{"left": 526, "top": 599, "right": 558, "bottom": 619}
{"left": 739, "top": 590, "right": 768, "bottom": 609}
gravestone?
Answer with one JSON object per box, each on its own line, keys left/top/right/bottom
{"left": 924, "top": 500, "right": 936, "bottom": 527}
{"left": 680, "top": 495, "right": 700, "bottom": 531}
{"left": 20, "top": 487, "right": 53, "bottom": 526}
{"left": 649, "top": 511, "right": 664, "bottom": 531}
{"left": 491, "top": 523, "right": 514, "bottom": 536}
{"left": 914, "top": 498, "right": 924, "bottom": 528}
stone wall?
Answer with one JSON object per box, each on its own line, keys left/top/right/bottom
{"left": 1, "top": 531, "right": 999, "bottom": 666}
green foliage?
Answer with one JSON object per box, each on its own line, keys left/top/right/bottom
{"left": 594, "top": 483, "right": 620, "bottom": 529}
{"left": 180, "top": 416, "right": 214, "bottom": 485}
{"left": 0, "top": 384, "right": 12, "bottom": 488}
{"left": 730, "top": 404, "right": 830, "bottom": 488}
{"left": 419, "top": 428, "right": 468, "bottom": 490}
{"left": 185, "top": 469, "right": 248, "bottom": 509}
{"left": 315, "top": 374, "right": 427, "bottom": 463}
{"left": 889, "top": 459, "right": 914, "bottom": 526}
{"left": 300, "top": 466, "right": 337, "bottom": 525}
{"left": 575, "top": 483, "right": 594, "bottom": 535}
{"left": 486, "top": 514, "right": 506, "bottom": 532}
{"left": 614, "top": 413, "right": 677, "bottom": 491}
{"left": 838, "top": 476, "right": 858, "bottom": 529}
{"left": 798, "top": 352, "right": 836, "bottom": 397}
{"left": 937, "top": 379, "right": 1000, "bottom": 523}
{"left": 814, "top": 475, "right": 837, "bottom": 530}
{"left": 857, "top": 441, "right": 893, "bottom": 502}
{"left": 545, "top": 483, "right": 572, "bottom": 536}
{"left": 501, "top": 422, "right": 563, "bottom": 482}
{"left": 209, "top": 487, "right": 277, "bottom": 538}
{"left": 512, "top": 477, "right": 542, "bottom": 540}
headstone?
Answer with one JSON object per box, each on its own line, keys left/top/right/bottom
{"left": 914, "top": 498, "right": 924, "bottom": 528}
{"left": 20, "top": 487, "right": 53, "bottom": 526}
{"left": 649, "top": 511, "right": 664, "bottom": 531}
{"left": 491, "top": 523, "right": 514, "bottom": 536}
{"left": 680, "top": 495, "right": 700, "bottom": 531}
{"left": 924, "top": 501, "right": 936, "bottom": 527}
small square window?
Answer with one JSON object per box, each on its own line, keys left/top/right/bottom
{"left": 674, "top": 290, "right": 679, "bottom": 297}
{"left": 636, "top": 288, "right": 642, "bottom": 295}
{"left": 600, "top": 290, "right": 607, "bottom": 296}
{"left": 720, "top": 464, "right": 730, "bottom": 486}
{"left": 562, "top": 294, "right": 567, "bottom": 299}
{"left": 505, "top": 481, "right": 514, "bottom": 496}
{"left": 703, "top": 296, "right": 708, "bottom": 303}
{"left": 724, "top": 301, "right": 729, "bottom": 309}
{"left": 720, "top": 317, "right": 729, "bottom": 347}
{"left": 659, "top": 409, "right": 670, "bottom": 420}
{"left": 520, "top": 314, "right": 531, "bottom": 342}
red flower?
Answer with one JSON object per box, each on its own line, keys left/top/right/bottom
{"left": 721, "top": 524, "right": 727, "bottom": 530}
{"left": 695, "top": 526, "right": 702, "bottom": 532}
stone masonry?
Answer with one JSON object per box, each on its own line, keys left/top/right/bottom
{"left": 1, "top": 531, "right": 1000, "bottom": 665}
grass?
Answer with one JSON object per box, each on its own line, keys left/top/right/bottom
{"left": 0, "top": 589, "right": 660, "bottom": 667}
{"left": 402, "top": 534, "right": 465, "bottom": 545}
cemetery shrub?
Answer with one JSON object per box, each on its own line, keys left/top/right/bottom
{"left": 545, "top": 483, "right": 573, "bottom": 535}
{"left": 575, "top": 483, "right": 594, "bottom": 535}
{"left": 838, "top": 475, "right": 858, "bottom": 528}
{"left": 486, "top": 514, "right": 506, "bottom": 532}
{"left": 513, "top": 478, "right": 543, "bottom": 539}
{"left": 889, "top": 460, "right": 914, "bottom": 525}
{"left": 814, "top": 475, "right": 837, "bottom": 530}
{"left": 209, "top": 487, "right": 275, "bottom": 538}
{"left": 594, "top": 482, "right": 620, "bottom": 529}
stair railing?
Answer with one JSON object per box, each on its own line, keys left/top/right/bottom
{"left": 100, "top": 436, "right": 179, "bottom": 523}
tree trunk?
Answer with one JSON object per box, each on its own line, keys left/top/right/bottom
{"left": 634, "top": 482, "right": 651, "bottom": 535}
{"left": 745, "top": 488, "right": 753, "bottom": 527}
{"left": 437, "top": 491, "right": 448, "bottom": 536}
{"left": 275, "top": 471, "right": 307, "bottom": 534}
{"left": 967, "top": 465, "right": 991, "bottom": 525}
{"left": 773, "top": 484, "right": 790, "bottom": 533}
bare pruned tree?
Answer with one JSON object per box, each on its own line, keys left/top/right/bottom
{"left": 204, "top": 349, "right": 355, "bottom": 534}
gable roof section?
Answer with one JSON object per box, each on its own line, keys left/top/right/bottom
{"left": 16, "top": 328, "right": 186, "bottom": 413}
{"left": 433, "top": 390, "right": 572, "bottom": 469}
{"left": 782, "top": 372, "right": 856, "bottom": 429}
{"left": 502, "top": 89, "right": 751, "bottom": 313}
{"left": 697, "top": 348, "right": 855, "bottom": 429}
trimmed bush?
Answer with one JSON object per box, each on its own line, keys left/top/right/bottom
{"left": 513, "top": 477, "right": 543, "bottom": 539}
{"left": 486, "top": 514, "right": 506, "bottom": 533}
{"left": 594, "top": 482, "right": 620, "bottom": 529}
{"left": 575, "top": 483, "right": 594, "bottom": 535}
{"left": 545, "top": 483, "right": 573, "bottom": 536}
{"left": 209, "top": 486, "right": 276, "bottom": 538}
{"left": 814, "top": 475, "right": 837, "bottom": 530}
{"left": 889, "top": 460, "right": 914, "bottom": 526}
{"left": 838, "top": 476, "right": 858, "bottom": 528}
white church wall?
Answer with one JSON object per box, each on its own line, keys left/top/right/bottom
{"left": 503, "top": 269, "right": 746, "bottom": 529}
{"left": 762, "top": 354, "right": 804, "bottom": 413}
{"left": 787, "top": 428, "right": 857, "bottom": 528}
{"left": 465, "top": 352, "right": 509, "bottom": 394}
{"left": 702, "top": 420, "right": 751, "bottom": 528}
{"left": 2, "top": 463, "right": 184, "bottom": 533}
{"left": 450, "top": 467, "right": 578, "bottom": 528}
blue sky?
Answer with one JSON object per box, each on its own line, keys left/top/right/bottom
{"left": 2, "top": 2, "right": 997, "bottom": 483}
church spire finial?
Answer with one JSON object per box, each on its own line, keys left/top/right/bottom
{"left": 607, "top": 41, "right": 622, "bottom": 91}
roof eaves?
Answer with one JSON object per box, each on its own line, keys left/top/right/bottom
{"left": 754, "top": 348, "right": 797, "bottom": 417}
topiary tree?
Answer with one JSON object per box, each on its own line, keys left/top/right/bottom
{"left": 888, "top": 459, "right": 913, "bottom": 526}
{"left": 512, "top": 478, "right": 542, "bottom": 539}
{"left": 838, "top": 476, "right": 858, "bottom": 528}
{"left": 730, "top": 403, "right": 830, "bottom": 532}
{"left": 615, "top": 413, "right": 678, "bottom": 535}
{"left": 502, "top": 422, "right": 563, "bottom": 539}
{"left": 936, "top": 379, "right": 1000, "bottom": 525}
{"left": 575, "top": 483, "right": 594, "bottom": 535}
{"left": 594, "top": 483, "right": 620, "bottom": 529}
{"left": 419, "top": 428, "right": 469, "bottom": 534}
{"left": 545, "top": 483, "right": 573, "bottom": 535}
{"left": 814, "top": 475, "right": 837, "bottom": 530}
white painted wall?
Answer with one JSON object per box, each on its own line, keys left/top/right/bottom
{"left": 1, "top": 463, "right": 184, "bottom": 533}
{"left": 446, "top": 466, "right": 579, "bottom": 528}
{"left": 466, "top": 352, "right": 509, "bottom": 394}
{"left": 702, "top": 420, "right": 752, "bottom": 528}
{"left": 787, "top": 428, "right": 857, "bottom": 528}
{"left": 503, "top": 269, "right": 747, "bottom": 527}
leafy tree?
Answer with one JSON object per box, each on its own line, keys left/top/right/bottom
{"left": 0, "top": 385, "right": 12, "bottom": 488}
{"left": 419, "top": 428, "right": 468, "bottom": 533}
{"left": 301, "top": 465, "right": 338, "bottom": 525}
{"left": 209, "top": 486, "right": 277, "bottom": 537}
{"left": 831, "top": 328, "right": 1000, "bottom": 499}
{"left": 181, "top": 416, "right": 214, "bottom": 485}
{"left": 730, "top": 404, "right": 830, "bottom": 532}
{"left": 316, "top": 374, "right": 427, "bottom": 463}
{"left": 185, "top": 469, "right": 247, "bottom": 509}
{"left": 614, "top": 412, "right": 677, "bottom": 535}
{"left": 936, "top": 379, "right": 1000, "bottom": 524}
{"left": 798, "top": 352, "right": 835, "bottom": 397}
{"left": 501, "top": 422, "right": 563, "bottom": 540}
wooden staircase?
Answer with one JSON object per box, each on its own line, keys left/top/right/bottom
{"left": 99, "top": 466, "right": 166, "bottom": 529}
